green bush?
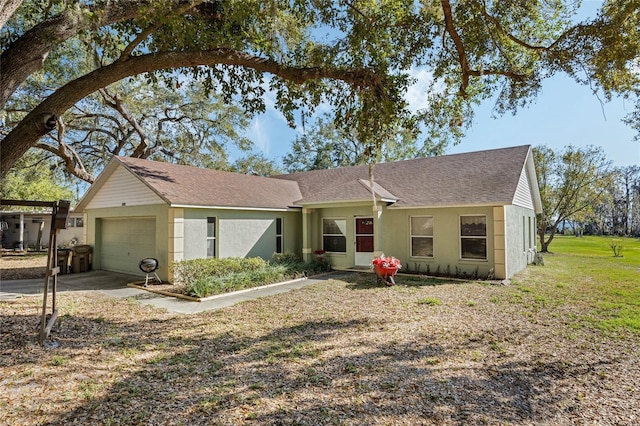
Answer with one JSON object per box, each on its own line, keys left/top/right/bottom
{"left": 172, "top": 257, "right": 267, "bottom": 285}
{"left": 186, "top": 265, "right": 288, "bottom": 298}
{"left": 271, "top": 251, "right": 302, "bottom": 266}
{"left": 175, "top": 255, "right": 332, "bottom": 298}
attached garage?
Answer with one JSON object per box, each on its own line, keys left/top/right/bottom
{"left": 99, "top": 217, "right": 156, "bottom": 276}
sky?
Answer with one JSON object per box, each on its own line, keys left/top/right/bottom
{"left": 242, "top": 1, "right": 640, "bottom": 169}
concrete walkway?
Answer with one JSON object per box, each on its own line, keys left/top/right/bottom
{"left": 0, "top": 270, "right": 355, "bottom": 314}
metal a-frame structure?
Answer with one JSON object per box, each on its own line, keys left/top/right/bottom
{"left": 1, "top": 199, "right": 70, "bottom": 344}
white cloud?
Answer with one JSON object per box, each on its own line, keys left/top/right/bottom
{"left": 404, "top": 67, "right": 435, "bottom": 112}
{"left": 245, "top": 116, "right": 270, "bottom": 156}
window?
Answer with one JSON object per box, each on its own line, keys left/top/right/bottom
{"left": 276, "top": 218, "right": 283, "bottom": 254}
{"left": 322, "top": 218, "right": 347, "bottom": 253}
{"left": 66, "top": 217, "right": 84, "bottom": 228}
{"left": 410, "top": 216, "right": 433, "bottom": 257}
{"left": 207, "top": 217, "right": 216, "bottom": 258}
{"left": 460, "top": 215, "right": 487, "bottom": 260}
{"left": 523, "top": 217, "right": 526, "bottom": 252}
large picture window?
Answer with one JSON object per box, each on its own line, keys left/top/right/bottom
{"left": 460, "top": 215, "right": 487, "bottom": 260}
{"left": 323, "top": 218, "right": 347, "bottom": 253}
{"left": 410, "top": 216, "right": 433, "bottom": 257}
{"left": 207, "top": 217, "right": 216, "bottom": 258}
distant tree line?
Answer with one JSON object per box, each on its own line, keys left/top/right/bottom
{"left": 534, "top": 145, "right": 639, "bottom": 252}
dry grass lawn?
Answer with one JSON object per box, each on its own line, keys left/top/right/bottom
{"left": 0, "top": 251, "right": 48, "bottom": 280}
{"left": 1, "top": 243, "right": 639, "bottom": 425}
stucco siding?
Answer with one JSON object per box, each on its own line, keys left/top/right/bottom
{"left": 504, "top": 204, "right": 537, "bottom": 278}
{"left": 512, "top": 166, "right": 535, "bottom": 210}
{"left": 86, "top": 166, "right": 164, "bottom": 209}
{"left": 382, "top": 206, "right": 496, "bottom": 279}
{"left": 183, "top": 209, "right": 301, "bottom": 261}
{"left": 307, "top": 204, "right": 497, "bottom": 276}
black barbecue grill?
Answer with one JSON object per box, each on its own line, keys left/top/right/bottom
{"left": 139, "top": 258, "right": 162, "bottom": 287}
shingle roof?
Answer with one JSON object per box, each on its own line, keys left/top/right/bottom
{"left": 89, "top": 145, "right": 532, "bottom": 211}
{"left": 275, "top": 145, "right": 532, "bottom": 208}
{"left": 297, "top": 178, "right": 398, "bottom": 204}
{"left": 116, "top": 157, "right": 302, "bottom": 209}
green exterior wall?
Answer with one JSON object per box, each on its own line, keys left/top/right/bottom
{"left": 304, "top": 203, "right": 374, "bottom": 268}
{"left": 182, "top": 208, "right": 301, "bottom": 261}
{"left": 85, "top": 200, "right": 532, "bottom": 282}
{"left": 382, "top": 205, "right": 496, "bottom": 279}
{"left": 306, "top": 203, "right": 508, "bottom": 279}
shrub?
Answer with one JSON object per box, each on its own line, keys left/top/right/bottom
{"left": 609, "top": 238, "right": 624, "bottom": 257}
{"left": 271, "top": 251, "right": 301, "bottom": 266}
{"left": 172, "top": 257, "right": 267, "bottom": 285}
{"left": 186, "top": 265, "right": 288, "bottom": 298}
{"left": 176, "top": 255, "right": 331, "bottom": 298}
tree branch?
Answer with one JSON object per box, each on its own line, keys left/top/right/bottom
{"left": 440, "top": 0, "right": 470, "bottom": 98}
{"left": 0, "top": 0, "right": 22, "bottom": 28}
{"left": 1, "top": 47, "right": 382, "bottom": 176}
{"left": 100, "top": 88, "right": 149, "bottom": 157}
{"left": 35, "top": 140, "right": 95, "bottom": 183}
{"left": 0, "top": 0, "right": 206, "bottom": 109}
{"left": 470, "top": 0, "right": 548, "bottom": 51}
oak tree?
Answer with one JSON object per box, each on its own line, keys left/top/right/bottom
{"left": 1, "top": 0, "right": 639, "bottom": 178}
{"left": 534, "top": 145, "right": 613, "bottom": 252}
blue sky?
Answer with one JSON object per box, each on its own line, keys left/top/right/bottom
{"left": 246, "top": 72, "right": 639, "bottom": 168}
{"left": 243, "top": 1, "right": 639, "bottom": 169}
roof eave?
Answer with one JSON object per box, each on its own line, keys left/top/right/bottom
{"left": 170, "top": 203, "right": 301, "bottom": 212}
{"left": 525, "top": 148, "right": 544, "bottom": 214}
{"left": 388, "top": 202, "right": 512, "bottom": 210}
{"left": 294, "top": 197, "right": 398, "bottom": 206}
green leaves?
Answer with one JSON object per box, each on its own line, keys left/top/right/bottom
{"left": 0, "top": 150, "right": 74, "bottom": 202}
{"left": 3, "top": 0, "right": 640, "bottom": 183}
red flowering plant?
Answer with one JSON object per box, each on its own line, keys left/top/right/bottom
{"left": 313, "top": 249, "right": 325, "bottom": 255}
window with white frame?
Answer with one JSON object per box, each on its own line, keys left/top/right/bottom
{"left": 322, "top": 218, "right": 347, "bottom": 253}
{"left": 460, "top": 215, "right": 487, "bottom": 260}
{"left": 207, "top": 217, "right": 216, "bottom": 258}
{"left": 410, "top": 216, "right": 433, "bottom": 257}
{"left": 276, "top": 218, "right": 283, "bottom": 254}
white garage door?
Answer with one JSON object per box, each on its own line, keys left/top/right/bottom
{"left": 100, "top": 218, "right": 156, "bottom": 275}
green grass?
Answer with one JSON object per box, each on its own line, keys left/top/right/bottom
{"left": 417, "top": 296, "right": 443, "bottom": 306}
{"left": 522, "top": 235, "right": 640, "bottom": 333}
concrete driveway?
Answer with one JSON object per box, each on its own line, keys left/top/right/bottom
{"left": 1, "top": 269, "right": 354, "bottom": 314}
{"left": 0, "top": 270, "right": 141, "bottom": 298}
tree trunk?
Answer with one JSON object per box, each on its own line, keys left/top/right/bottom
{"left": 538, "top": 225, "right": 556, "bottom": 253}
{"left": 1, "top": 3, "right": 145, "bottom": 109}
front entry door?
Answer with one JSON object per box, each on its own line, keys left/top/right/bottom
{"left": 355, "top": 217, "right": 374, "bottom": 266}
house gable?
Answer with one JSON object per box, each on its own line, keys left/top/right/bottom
{"left": 512, "top": 165, "right": 535, "bottom": 211}
{"left": 85, "top": 165, "right": 166, "bottom": 209}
